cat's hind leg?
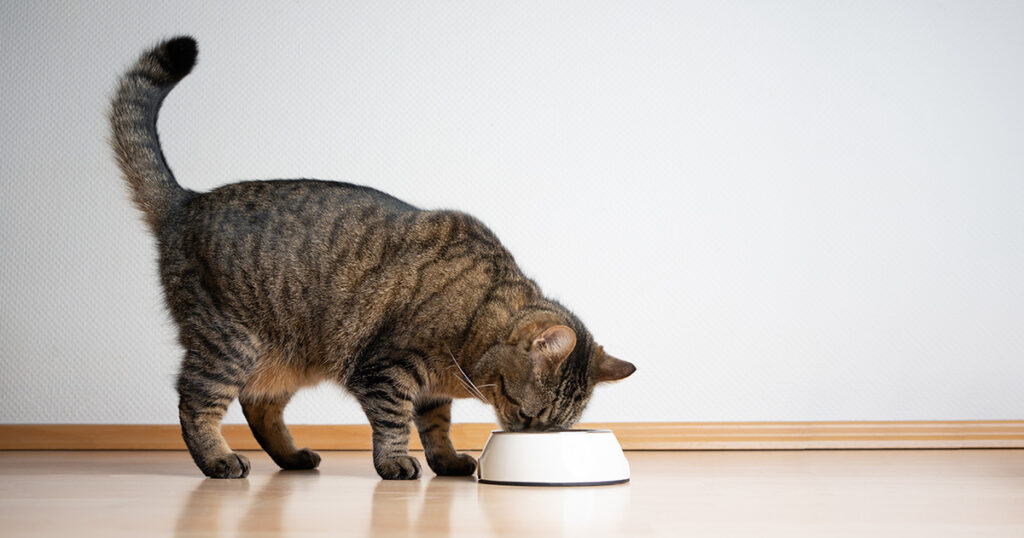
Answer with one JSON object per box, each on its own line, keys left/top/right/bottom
{"left": 240, "top": 393, "right": 321, "bottom": 471}
{"left": 355, "top": 390, "right": 420, "bottom": 480}
{"left": 177, "top": 340, "right": 255, "bottom": 479}
{"left": 347, "top": 359, "right": 424, "bottom": 480}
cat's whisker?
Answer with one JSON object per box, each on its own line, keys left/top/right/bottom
{"left": 453, "top": 375, "right": 488, "bottom": 404}
{"left": 449, "top": 362, "right": 479, "bottom": 396}
{"left": 464, "top": 378, "right": 489, "bottom": 404}
{"left": 445, "top": 346, "right": 489, "bottom": 404}
{"left": 456, "top": 378, "right": 481, "bottom": 401}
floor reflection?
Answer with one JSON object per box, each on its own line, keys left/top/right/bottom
{"left": 174, "top": 470, "right": 317, "bottom": 538}
{"left": 172, "top": 461, "right": 630, "bottom": 536}
{"left": 478, "top": 482, "right": 632, "bottom": 536}
{"left": 370, "top": 476, "right": 476, "bottom": 536}
{"left": 173, "top": 477, "right": 251, "bottom": 537}
{"left": 236, "top": 470, "right": 319, "bottom": 536}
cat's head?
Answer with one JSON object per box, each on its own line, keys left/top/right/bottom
{"left": 473, "top": 314, "right": 635, "bottom": 432}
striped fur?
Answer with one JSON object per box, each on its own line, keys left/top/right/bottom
{"left": 109, "top": 37, "right": 635, "bottom": 480}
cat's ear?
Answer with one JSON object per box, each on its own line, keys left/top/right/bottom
{"left": 595, "top": 353, "right": 636, "bottom": 383}
{"left": 529, "top": 325, "right": 577, "bottom": 373}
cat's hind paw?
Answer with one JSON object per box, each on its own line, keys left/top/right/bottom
{"left": 428, "top": 452, "right": 477, "bottom": 476}
{"left": 276, "top": 448, "right": 321, "bottom": 471}
{"left": 201, "top": 452, "right": 251, "bottom": 479}
{"left": 375, "top": 455, "right": 422, "bottom": 480}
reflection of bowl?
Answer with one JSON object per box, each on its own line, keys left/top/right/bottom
{"left": 477, "top": 474, "right": 632, "bottom": 533}
{"left": 477, "top": 429, "right": 630, "bottom": 486}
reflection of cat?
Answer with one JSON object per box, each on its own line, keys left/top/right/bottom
{"left": 370, "top": 477, "right": 469, "bottom": 533}
{"left": 110, "top": 37, "right": 635, "bottom": 480}
{"left": 173, "top": 476, "right": 250, "bottom": 537}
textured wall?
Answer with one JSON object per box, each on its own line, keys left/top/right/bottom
{"left": 2, "top": 1, "right": 1023, "bottom": 425}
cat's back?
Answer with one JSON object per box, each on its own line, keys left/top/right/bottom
{"left": 171, "top": 179, "right": 415, "bottom": 252}
{"left": 162, "top": 177, "right": 513, "bottom": 309}
{"left": 158, "top": 179, "right": 416, "bottom": 305}
{"left": 189, "top": 178, "right": 416, "bottom": 221}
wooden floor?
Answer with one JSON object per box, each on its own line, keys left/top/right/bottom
{"left": 1, "top": 450, "right": 1022, "bottom": 537}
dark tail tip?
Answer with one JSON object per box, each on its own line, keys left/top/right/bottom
{"left": 155, "top": 36, "right": 198, "bottom": 82}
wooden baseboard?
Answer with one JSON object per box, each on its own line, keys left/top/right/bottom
{"left": 1, "top": 421, "right": 1022, "bottom": 450}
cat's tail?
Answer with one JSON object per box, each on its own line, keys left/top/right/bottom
{"left": 109, "top": 36, "right": 197, "bottom": 232}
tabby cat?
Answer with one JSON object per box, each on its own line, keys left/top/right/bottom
{"left": 110, "top": 37, "right": 635, "bottom": 479}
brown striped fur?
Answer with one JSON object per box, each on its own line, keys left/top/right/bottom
{"left": 109, "top": 37, "right": 635, "bottom": 479}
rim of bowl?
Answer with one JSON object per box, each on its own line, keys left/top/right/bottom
{"left": 488, "top": 429, "right": 612, "bottom": 435}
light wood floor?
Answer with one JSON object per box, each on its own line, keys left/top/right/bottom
{"left": 0, "top": 450, "right": 1022, "bottom": 537}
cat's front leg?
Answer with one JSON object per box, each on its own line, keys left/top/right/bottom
{"left": 413, "top": 397, "right": 477, "bottom": 476}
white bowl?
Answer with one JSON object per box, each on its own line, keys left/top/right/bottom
{"left": 476, "top": 429, "right": 630, "bottom": 486}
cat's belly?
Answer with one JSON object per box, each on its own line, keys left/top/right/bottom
{"left": 240, "top": 357, "right": 328, "bottom": 401}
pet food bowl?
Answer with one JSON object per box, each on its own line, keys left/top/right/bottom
{"left": 476, "top": 429, "right": 630, "bottom": 486}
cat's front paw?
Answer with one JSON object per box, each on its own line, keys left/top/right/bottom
{"left": 375, "top": 455, "right": 421, "bottom": 480}
{"left": 427, "top": 452, "right": 477, "bottom": 477}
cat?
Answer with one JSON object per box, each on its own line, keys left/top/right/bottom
{"left": 110, "top": 36, "right": 635, "bottom": 480}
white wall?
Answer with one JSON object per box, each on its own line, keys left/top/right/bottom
{"left": 2, "top": 1, "right": 1022, "bottom": 425}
